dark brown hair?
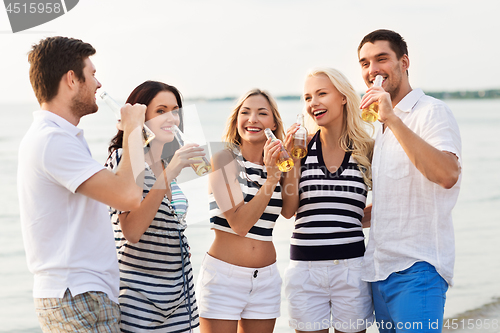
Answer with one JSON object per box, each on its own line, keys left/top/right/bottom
{"left": 358, "top": 29, "right": 408, "bottom": 59}
{"left": 28, "top": 36, "right": 96, "bottom": 104}
{"left": 108, "top": 81, "right": 184, "bottom": 162}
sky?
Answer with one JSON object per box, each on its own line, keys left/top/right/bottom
{"left": 0, "top": 0, "right": 499, "bottom": 104}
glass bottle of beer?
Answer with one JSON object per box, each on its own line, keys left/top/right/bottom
{"left": 291, "top": 113, "right": 308, "bottom": 159}
{"left": 100, "top": 91, "right": 156, "bottom": 147}
{"left": 172, "top": 125, "right": 211, "bottom": 176}
{"left": 361, "top": 75, "right": 384, "bottom": 122}
{"left": 264, "top": 128, "right": 294, "bottom": 172}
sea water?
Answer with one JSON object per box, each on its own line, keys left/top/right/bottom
{"left": 1, "top": 98, "right": 498, "bottom": 332}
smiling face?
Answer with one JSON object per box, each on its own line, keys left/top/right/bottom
{"left": 71, "top": 57, "right": 101, "bottom": 118}
{"left": 144, "top": 90, "right": 181, "bottom": 144}
{"left": 237, "top": 94, "right": 277, "bottom": 145}
{"left": 358, "top": 40, "right": 409, "bottom": 102}
{"left": 303, "top": 74, "right": 346, "bottom": 129}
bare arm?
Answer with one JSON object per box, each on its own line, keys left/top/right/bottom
{"left": 210, "top": 140, "right": 282, "bottom": 237}
{"left": 118, "top": 144, "right": 205, "bottom": 243}
{"left": 361, "top": 203, "right": 372, "bottom": 228}
{"left": 360, "top": 88, "right": 460, "bottom": 189}
{"left": 76, "top": 103, "right": 146, "bottom": 211}
{"left": 280, "top": 124, "right": 301, "bottom": 219}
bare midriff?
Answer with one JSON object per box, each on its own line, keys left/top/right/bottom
{"left": 208, "top": 229, "right": 277, "bottom": 268}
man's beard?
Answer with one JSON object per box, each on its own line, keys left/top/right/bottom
{"left": 70, "top": 93, "right": 98, "bottom": 118}
{"left": 388, "top": 84, "right": 401, "bottom": 103}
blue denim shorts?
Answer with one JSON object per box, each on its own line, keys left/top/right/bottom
{"left": 371, "top": 262, "right": 448, "bottom": 333}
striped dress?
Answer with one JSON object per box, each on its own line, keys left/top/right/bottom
{"left": 291, "top": 130, "right": 368, "bottom": 261}
{"left": 106, "top": 149, "right": 199, "bottom": 333}
{"left": 208, "top": 150, "right": 282, "bottom": 241}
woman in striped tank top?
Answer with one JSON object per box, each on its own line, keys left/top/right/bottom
{"left": 281, "top": 68, "right": 375, "bottom": 333}
{"left": 197, "top": 89, "right": 296, "bottom": 333}
{"left": 105, "top": 81, "right": 204, "bottom": 332}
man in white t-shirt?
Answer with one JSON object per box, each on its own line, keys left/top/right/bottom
{"left": 17, "top": 36, "right": 146, "bottom": 332}
{"left": 358, "top": 30, "right": 462, "bottom": 332}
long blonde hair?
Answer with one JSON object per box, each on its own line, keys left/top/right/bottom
{"left": 222, "top": 89, "right": 285, "bottom": 145}
{"left": 305, "top": 67, "right": 374, "bottom": 188}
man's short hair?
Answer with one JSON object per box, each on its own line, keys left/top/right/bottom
{"left": 28, "top": 36, "right": 96, "bottom": 104}
{"left": 358, "top": 29, "right": 408, "bottom": 59}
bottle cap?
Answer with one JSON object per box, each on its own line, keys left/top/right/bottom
{"left": 373, "top": 75, "right": 384, "bottom": 87}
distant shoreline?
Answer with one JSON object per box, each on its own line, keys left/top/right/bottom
{"left": 4, "top": 90, "right": 499, "bottom": 105}
{"left": 186, "top": 89, "right": 500, "bottom": 102}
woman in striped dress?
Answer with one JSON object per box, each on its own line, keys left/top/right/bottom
{"left": 106, "top": 81, "right": 204, "bottom": 332}
{"left": 282, "top": 68, "right": 375, "bottom": 333}
{"left": 197, "top": 89, "right": 296, "bottom": 333}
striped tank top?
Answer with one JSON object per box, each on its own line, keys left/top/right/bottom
{"left": 208, "top": 150, "right": 282, "bottom": 241}
{"left": 291, "top": 130, "right": 368, "bottom": 261}
{"left": 106, "top": 149, "right": 199, "bottom": 333}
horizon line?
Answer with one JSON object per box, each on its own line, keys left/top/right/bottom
{"left": 185, "top": 88, "right": 500, "bottom": 102}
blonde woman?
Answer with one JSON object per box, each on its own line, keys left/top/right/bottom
{"left": 197, "top": 89, "right": 294, "bottom": 333}
{"left": 282, "top": 68, "right": 375, "bottom": 333}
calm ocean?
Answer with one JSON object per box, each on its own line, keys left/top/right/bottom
{"left": 1, "top": 98, "right": 499, "bottom": 332}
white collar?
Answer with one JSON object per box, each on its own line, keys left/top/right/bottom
{"left": 33, "top": 110, "right": 83, "bottom": 137}
{"left": 394, "top": 88, "right": 425, "bottom": 113}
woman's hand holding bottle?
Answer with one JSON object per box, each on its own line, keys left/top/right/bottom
{"left": 163, "top": 143, "right": 206, "bottom": 182}
{"left": 263, "top": 138, "right": 283, "bottom": 184}
{"left": 284, "top": 123, "right": 300, "bottom": 161}
{"left": 263, "top": 128, "right": 294, "bottom": 172}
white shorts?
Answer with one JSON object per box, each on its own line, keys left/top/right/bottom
{"left": 196, "top": 253, "right": 282, "bottom": 320}
{"left": 284, "top": 257, "right": 374, "bottom": 332}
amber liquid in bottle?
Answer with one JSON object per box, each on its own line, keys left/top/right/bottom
{"left": 291, "top": 114, "right": 308, "bottom": 159}
{"left": 361, "top": 75, "right": 384, "bottom": 123}
{"left": 361, "top": 103, "right": 380, "bottom": 123}
{"left": 190, "top": 156, "right": 212, "bottom": 176}
{"left": 264, "top": 128, "right": 294, "bottom": 172}
{"left": 276, "top": 156, "right": 294, "bottom": 172}
{"left": 172, "top": 125, "right": 211, "bottom": 176}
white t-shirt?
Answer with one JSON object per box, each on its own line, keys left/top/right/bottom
{"left": 17, "top": 110, "right": 119, "bottom": 302}
{"left": 362, "top": 89, "right": 462, "bottom": 286}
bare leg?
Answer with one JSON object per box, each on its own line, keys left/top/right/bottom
{"left": 199, "top": 318, "right": 238, "bottom": 333}
{"left": 238, "top": 318, "right": 276, "bottom": 333}
{"left": 295, "top": 328, "right": 366, "bottom": 333}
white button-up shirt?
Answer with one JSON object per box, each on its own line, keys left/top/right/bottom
{"left": 362, "top": 89, "right": 462, "bottom": 286}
